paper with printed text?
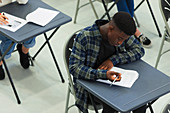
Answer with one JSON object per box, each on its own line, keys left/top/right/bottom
{"left": 97, "top": 67, "right": 139, "bottom": 88}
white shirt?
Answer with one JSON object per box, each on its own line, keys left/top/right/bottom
{"left": 0, "top": 0, "right": 28, "bottom": 7}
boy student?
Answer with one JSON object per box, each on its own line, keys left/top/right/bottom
{"left": 115, "top": 0, "right": 151, "bottom": 48}
{"left": 69, "top": 12, "right": 146, "bottom": 113}
{"left": 0, "top": 0, "right": 36, "bottom": 80}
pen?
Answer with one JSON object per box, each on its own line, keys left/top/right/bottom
{"left": 110, "top": 76, "right": 119, "bottom": 87}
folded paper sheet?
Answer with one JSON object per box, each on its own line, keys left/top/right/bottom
{"left": 97, "top": 67, "right": 139, "bottom": 88}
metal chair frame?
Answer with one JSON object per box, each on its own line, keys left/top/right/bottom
{"left": 64, "top": 30, "right": 103, "bottom": 113}
{"left": 155, "top": 0, "right": 170, "bottom": 69}
{"left": 73, "top": 0, "right": 113, "bottom": 23}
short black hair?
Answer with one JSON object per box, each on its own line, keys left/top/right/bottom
{"left": 112, "top": 12, "right": 136, "bottom": 35}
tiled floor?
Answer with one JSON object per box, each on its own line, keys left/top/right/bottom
{"left": 0, "top": 0, "right": 169, "bottom": 113}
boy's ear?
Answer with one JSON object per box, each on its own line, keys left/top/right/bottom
{"left": 109, "top": 24, "right": 114, "bottom": 31}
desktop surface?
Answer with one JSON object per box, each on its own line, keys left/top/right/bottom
{"left": 0, "top": 0, "right": 72, "bottom": 43}
{"left": 77, "top": 60, "right": 170, "bottom": 112}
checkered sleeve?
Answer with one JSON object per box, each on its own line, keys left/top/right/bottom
{"left": 110, "top": 36, "right": 145, "bottom": 65}
{"left": 69, "top": 34, "right": 107, "bottom": 81}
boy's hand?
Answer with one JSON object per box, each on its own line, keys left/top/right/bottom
{"left": 98, "top": 59, "right": 113, "bottom": 70}
{"left": 0, "top": 13, "right": 8, "bottom": 25}
{"left": 106, "top": 71, "right": 121, "bottom": 82}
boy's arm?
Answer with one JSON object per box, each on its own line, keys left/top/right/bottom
{"left": 110, "top": 36, "right": 145, "bottom": 65}
{"left": 69, "top": 35, "right": 107, "bottom": 81}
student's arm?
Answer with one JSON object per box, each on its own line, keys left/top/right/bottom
{"left": 109, "top": 36, "right": 145, "bottom": 65}
{"left": 69, "top": 33, "right": 107, "bottom": 81}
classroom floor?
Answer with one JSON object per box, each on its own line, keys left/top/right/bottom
{"left": 0, "top": 0, "right": 170, "bottom": 113}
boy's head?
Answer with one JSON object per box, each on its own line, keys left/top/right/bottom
{"left": 112, "top": 12, "right": 136, "bottom": 36}
{"left": 106, "top": 12, "right": 136, "bottom": 46}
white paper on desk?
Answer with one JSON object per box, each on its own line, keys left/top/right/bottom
{"left": 26, "top": 7, "right": 60, "bottom": 26}
{"left": 0, "top": 8, "right": 59, "bottom": 32}
{"left": 0, "top": 12, "right": 27, "bottom": 32}
{"left": 97, "top": 67, "right": 139, "bottom": 88}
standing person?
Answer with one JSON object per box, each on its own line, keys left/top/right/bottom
{"left": 69, "top": 12, "right": 146, "bottom": 113}
{"left": 116, "top": 0, "right": 152, "bottom": 48}
{"left": 0, "top": 0, "right": 36, "bottom": 80}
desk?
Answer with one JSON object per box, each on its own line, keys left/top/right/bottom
{"left": 77, "top": 60, "right": 170, "bottom": 113}
{"left": 0, "top": 0, "right": 71, "bottom": 104}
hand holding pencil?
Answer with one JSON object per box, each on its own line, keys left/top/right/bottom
{"left": 106, "top": 71, "right": 122, "bottom": 82}
{"left": 0, "top": 13, "right": 9, "bottom": 25}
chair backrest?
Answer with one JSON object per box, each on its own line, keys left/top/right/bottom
{"left": 63, "top": 30, "right": 81, "bottom": 98}
{"left": 63, "top": 30, "right": 103, "bottom": 111}
{"left": 160, "top": 0, "right": 170, "bottom": 21}
{"left": 159, "top": 0, "right": 170, "bottom": 34}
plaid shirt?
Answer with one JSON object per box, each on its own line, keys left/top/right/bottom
{"left": 69, "top": 20, "right": 145, "bottom": 113}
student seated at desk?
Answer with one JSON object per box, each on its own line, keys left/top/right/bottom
{"left": 115, "top": 0, "right": 152, "bottom": 48}
{"left": 0, "top": 0, "right": 36, "bottom": 80}
{"left": 69, "top": 12, "right": 146, "bottom": 113}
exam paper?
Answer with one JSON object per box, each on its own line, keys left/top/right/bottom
{"left": 97, "top": 67, "right": 139, "bottom": 88}
{"left": 0, "top": 8, "right": 60, "bottom": 32}
{"left": 0, "top": 12, "right": 27, "bottom": 32}
{"left": 26, "top": 7, "right": 59, "bottom": 26}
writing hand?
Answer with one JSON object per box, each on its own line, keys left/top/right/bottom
{"left": 98, "top": 59, "right": 113, "bottom": 70}
{"left": 106, "top": 71, "right": 121, "bottom": 82}
{"left": 0, "top": 13, "right": 9, "bottom": 25}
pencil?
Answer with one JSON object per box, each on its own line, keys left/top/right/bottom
{"left": 110, "top": 76, "right": 118, "bottom": 87}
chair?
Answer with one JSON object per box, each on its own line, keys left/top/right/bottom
{"left": 155, "top": 0, "right": 170, "bottom": 69}
{"left": 73, "top": 0, "right": 114, "bottom": 23}
{"left": 64, "top": 30, "right": 102, "bottom": 113}
{"left": 161, "top": 99, "right": 170, "bottom": 113}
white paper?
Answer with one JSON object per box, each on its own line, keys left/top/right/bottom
{"left": 0, "top": 8, "right": 60, "bottom": 32}
{"left": 97, "top": 67, "right": 139, "bottom": 88}
{"left": 26, "top": 7, "right": 60, "bottom": 26}
{"left": 0, "top": 12, "right": 27, "bottom": 32}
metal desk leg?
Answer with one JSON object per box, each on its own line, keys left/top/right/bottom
{"left": 89, "top": 94, "right": 99, "bottom": 113}
{"left": 147, "top": 99, "right": 157, "bottom": 113}
{"left": 134, "top": 14, "right": 140, "bottom": 27}
{"left": 148, "top": 103, "right": 154, "bottom": 113}
{"left": 146, "top": 0, "right": 162, "bottom": 37}
{"left": 32, "top": 27, "right": 65, "bottom": 83}
{"left": 100, "top": 0, "right": 119, "bottom": 20}
{"left": 0, "top": 42, "right": 21, "bottom": 104}
{"left": 2, "top": 59, "right": 21, "bottom": 104}
{"left": 134, "top": 0, "right": 162, "bottom": 37}
{"left": 101, "top": 0, "right": 111, "bottom": 20}
{"left": 43, "top": 33, "right": 65, "bottom": 83}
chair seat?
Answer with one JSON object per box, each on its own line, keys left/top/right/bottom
{"left": 161, "top": 101, "right": 170, "bottom": 113}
